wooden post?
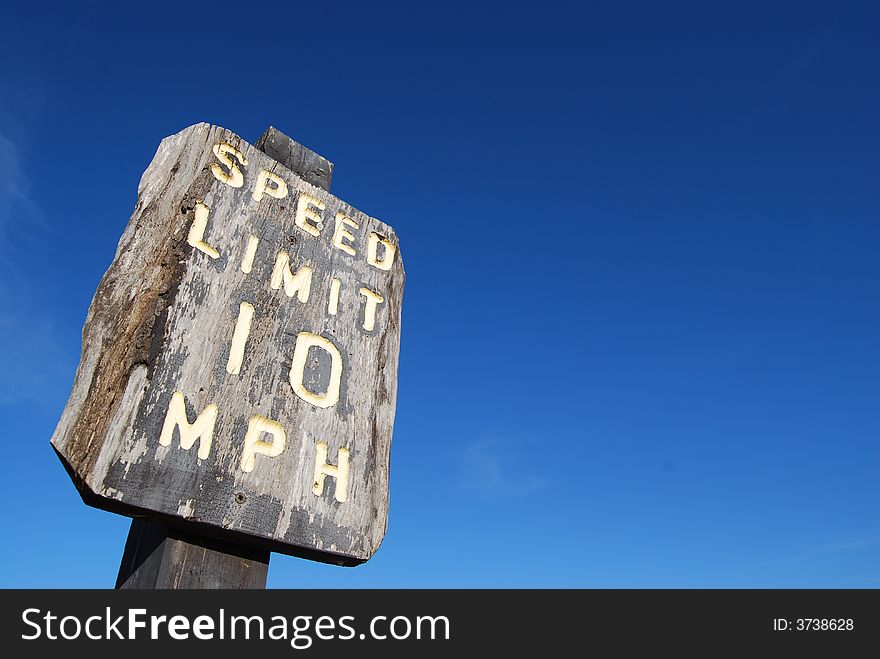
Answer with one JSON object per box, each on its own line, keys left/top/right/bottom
{"left": 116, "top": 127, "right": 334, "bottom": 589}
{"left": 116, "top": 519, "right": 270, "bottom": 589}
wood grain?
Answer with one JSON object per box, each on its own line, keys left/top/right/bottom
{"left": 255, "top": 126, "right": 333, "bottom": 190}
{"left": 52, "top": 123, "right": 405, "bottom": 565}
{"left": 116, "top": 519, "right": 270, "bottom": 589}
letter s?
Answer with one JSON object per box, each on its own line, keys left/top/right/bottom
{"left": 211, "top": 143, "right": 247, "bottom": 188}
{"left": 22, "top": 608, "right": 41, "bottom": 640}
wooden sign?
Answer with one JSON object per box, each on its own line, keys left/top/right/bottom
{"left": 51, "top": 123, "right": 404, "bottom": 565}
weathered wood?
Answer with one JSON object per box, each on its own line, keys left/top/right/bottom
{"left": 255, "top": 126, "right": 333, "bottom": 191}
{"left": 52, "top": 123, "right": 405, "bottom": 565}
{"left": 116, "top": 129, "right": 335, "bottom": 589}
{"left": 116, "top": 518, "right": 269, "bottom": 589}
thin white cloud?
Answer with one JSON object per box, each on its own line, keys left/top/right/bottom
{"left": 457, "top": 437, "right": 548, "bottom": 499}
{"left": 754, "top": 534, "right": 880, "bottom": 569}
{"left": 0, "top": 129, "right": 71, "bottom": 406}
{"left": 0, "top": 130, "right": 49, "bottom": 269}
{"left": 0, "top": 132, "right": 26, "bottom": 230}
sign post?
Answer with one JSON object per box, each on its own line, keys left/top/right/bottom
{"left": 51, "top": 124, "right": 405, "bottom": 587}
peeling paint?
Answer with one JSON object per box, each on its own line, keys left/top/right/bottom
{"left": 49, "top": 123, "right": 403, "bottom": 563}
{"left": 177, "top": 498, "right": 195, "bottom": 518}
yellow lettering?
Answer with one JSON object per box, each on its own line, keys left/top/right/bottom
{"left": 332, "top": 212, "right": 358, "bottom": 256}
{"left": 252, "top": 169, "right": 288, "bottom": 202}
{"left": 240, "top": 415, "right": 287, "bottom": 473}
{"left": 312, "top": 441, "right": 350, "bottom": 503}
{"left": 328, "top": 277, "right": 341, "bottom": 316}
{"left": 187, "top": 202, "right": 220, "bottom": 259}
{"left": 294, "top": 193, "right": 325, "bottom": 237}
{"left": 367, "top": 232, "right": 396, "bottom": 271}
{"left": 240, "top": 234, "right": 259, "bottom": 274}
{"left": 289, "top": 332, "right": 343, "bottom": 409}
{"left": 210, "top": 143, "right": 246, "bottom": 188}
{"left": 158, "top": 392, "right": 217, "bottom": 461}
{"left": 358, "top": 287, "right": 384, "bottom": 332}
{"left": 270, "top": 252, "right": 312, "bottom": 303}
{"left": 226, "top": 301, "right": 255, "bottom": 376}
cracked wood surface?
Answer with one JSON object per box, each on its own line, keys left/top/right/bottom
{"left": 51, "top": 123, "right": 404, "bottom": 564}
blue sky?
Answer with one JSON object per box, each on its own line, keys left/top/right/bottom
{"left": 0, "top": 1, "right": 877, "bottom": 587}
